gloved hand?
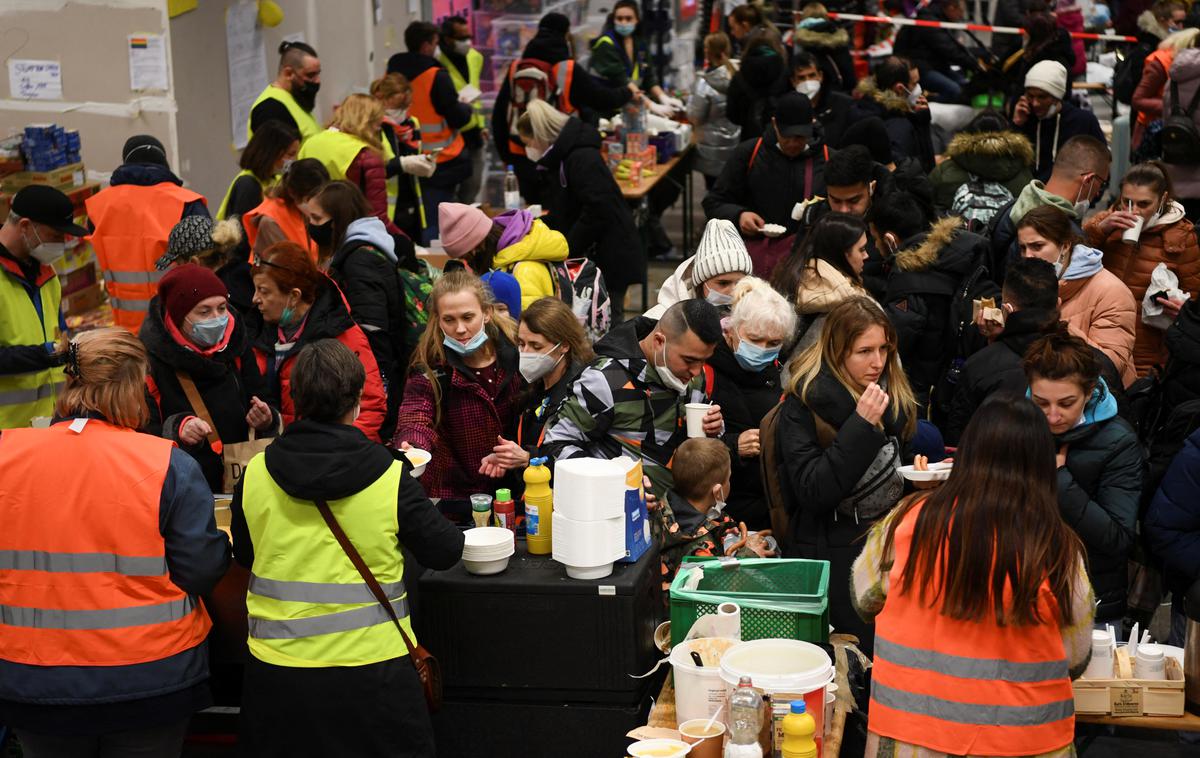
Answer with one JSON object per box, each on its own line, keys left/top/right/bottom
{"left": 647, "top": 100, "right": 675, "bottom": 118}
{"left": 399, "top": 154, "right": 437, "bottom": 178}
{"left": 661, "top": 95, "right": 685, "bottom": 113}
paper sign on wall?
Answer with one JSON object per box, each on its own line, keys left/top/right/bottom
{"left": 227, "top": 0, "right": 269, "bottom": 150}
{"left": 129, "top": 34, "right": 169, "bottom": 91}
{"left": 8, "top": 59, "right": 62, "bottom": 101}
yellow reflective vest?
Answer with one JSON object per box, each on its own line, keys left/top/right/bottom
{"left": 0, "top": 258, "right": 63, "bottom": 429}
{"left": 247, "top": 85, "right": 321, "bottom": 143}
{"left": 297, "top": 129, "right": 391, "bottom": 185}
{"left": 437, "top": 48, "right": 485, "bottom": 133}
{"left": 242, "top": 454, "right": 414, "bottom": 668}
{"left": 216, "top": 169, "right": 268, "bottom": 221}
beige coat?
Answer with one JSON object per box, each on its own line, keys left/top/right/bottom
{"left": 1058, "top": 244, "right": 1138, "bottom": 387}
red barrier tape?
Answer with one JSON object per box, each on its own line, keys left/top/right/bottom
{"left": 808, "top": 11, "right": 1137, "bottom": 43}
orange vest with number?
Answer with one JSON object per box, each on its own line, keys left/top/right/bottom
{"left": 242, "top": 196, "right": 319, "bottom": 263}
{"left": 410, "top": 68, "right": 464, "bottom": 163}
{"left": 868, "top": 501, "right": 1076, "bottom": 755}
{"left": 0, "top": 421, "right": 212, "bottom": 667}
{"left": 85, "top": 183, "right": 206, "bottom": 332}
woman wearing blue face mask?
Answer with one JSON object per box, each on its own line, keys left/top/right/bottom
{"left": 394, "top": 270, "right": 523, "bottom": 499}
{"left": 589, "top": 0, "right": 675, "bottom": 111}
{"left": 140, "top": 264, "right": 280, "bottom": 492}
{"left": 703, "top": 276, "right": 796, "bottom": 530}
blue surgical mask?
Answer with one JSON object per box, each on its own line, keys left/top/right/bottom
{"left": 734, "top": 336, "right": 780, "bottom": 372}
{"left": 614, "top": 22, "right": 636, "bottom": 37}
{"left": 189, "top": 312, "right": 230, "bottom": 347}
{"left": 444, "top": 328, "right": 489, "bottom": 356}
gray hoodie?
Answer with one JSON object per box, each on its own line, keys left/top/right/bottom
{"left": 1062, "top": 242, "right": 1104, "bottom": 281}
{"left": 342, "top": 216, "right": 397, "bottom": 263}
{"left": 687, "top": 64, "right": 741, "bottom": 178}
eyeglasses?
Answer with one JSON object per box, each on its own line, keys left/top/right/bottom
{"left": 252, "top": 253, "right": 300, "bottom": 275}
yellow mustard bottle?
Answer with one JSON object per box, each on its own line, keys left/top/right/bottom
{"left": 524, "top": 457, "right": 553, "bottom": 555}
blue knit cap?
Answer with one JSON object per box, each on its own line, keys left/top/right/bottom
{"left": 481, "top": 270, "right": 522, "bottom": 319}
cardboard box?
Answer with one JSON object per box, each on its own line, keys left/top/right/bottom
{"left": 58, "top": 261, "right": 98, "bottom": 297}
{"left": 2, "top": 162, "right": 85, "bottom": 193}
{"left": 65, "top": 181, "right": 100, "bottom": 218}
{"left": 61, "top": 282, "right": 105, "bottom": 316}
{"left": 1073, "top": 654, "right": 1186, "bottom": 717}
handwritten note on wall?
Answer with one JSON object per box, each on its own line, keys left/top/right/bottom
{"left": 8, "top": 59, "right": 62, "bottom": 100}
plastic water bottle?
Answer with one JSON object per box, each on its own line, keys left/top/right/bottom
{"left": 524, "top": 457, "right": 553, "bottom": 555}
{"left": 781, "top": 700, "right": 817, "bottom": 758}
{"left": 503, "top": 165, "right": 520, "bottom": 210}
{"left": 725, "top": 676, "right": 763, "bottom": 758}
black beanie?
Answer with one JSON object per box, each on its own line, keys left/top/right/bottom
{"left": 840, "top": 117, "right": 893, "bottom": 166}
{"left": 122, "top": 134, "right": 169, "bottom": 167}
{"left": 538, "top": 12, "right": 571, "bottom": 35}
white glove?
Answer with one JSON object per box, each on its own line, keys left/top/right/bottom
{"left": 400, "top": 154, "right": 437, "bottom": 178}
{"left": 662, "top": 95, "right": 685, "bottom": 113}
{"left": 647, "top": 100, "right": 675, "bottom": 118}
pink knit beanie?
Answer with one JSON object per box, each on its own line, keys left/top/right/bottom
{"left": 438, "top": 203, "right": 493, "bottom": 259}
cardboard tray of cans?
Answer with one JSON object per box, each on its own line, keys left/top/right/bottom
{"left": 1, "top": 161, "right": 85, "bottom": 193}
{"left": 1072, "top": 648, "right": 1186, "bottom": 717}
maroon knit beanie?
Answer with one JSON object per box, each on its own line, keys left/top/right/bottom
{"left": 159, "top": 263, "right": 227, "bottom": 328}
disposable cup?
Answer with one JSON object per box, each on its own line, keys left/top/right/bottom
{"left": 685, "top": 402, "right": 711, "bottom": 438}
{"left": 1134, "top": 643, "right": 1166, "bottom": 681}
{"left": 1121, "top": 215, "right": 1145, "bottom": 244}
{"left": 679, "top": 718, "right": 725, "bottom": 758}
{"left": 1083, "top": 630, "right": 1113, "bottom": 679}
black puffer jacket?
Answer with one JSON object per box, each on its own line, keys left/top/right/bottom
{"left": 814, "top": 90, "right": 855, "bottom": 149}
{"left": 893, "top": 5, "right": 980, "bottom": 79}
{"left": 1163, "top": 298, "right": 1200, "bottom": 408}
{"left": 141, "top": 302, "right": 276, "bottom": 492}
{"left": 777, "top": 368, "right": 911, "bottom": 655}
{"left": 540, "top": 117, "right": 642, "bottom": 291}
{"left": 707, "top": 340, "right": 782, "bottom": 530}
{"left": 793, "top": 20, "right": 857, "bottom": 93}
{"left": 704, "top": 136, "right": 827, "bottom": 237}
{"left": 883, "top": 216, "right": 996, "bottom": 413}
{"left": 1054, "top": 383, "right": 1143, "bottom": 622}
{"left": 726, "top": 43, "right": 789, "bottom": 140}
{"left": 849, "top": 78, "right": 936, "bottom": 173}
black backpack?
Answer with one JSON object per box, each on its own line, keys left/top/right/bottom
{"left": 1113, "top": 43, "right": 1153, "bottom": 106}
{"left": 1161, "top": 79, "right": 1200, "bottom": 165}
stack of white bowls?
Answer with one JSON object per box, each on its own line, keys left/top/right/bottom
{"left": 462, "top": 526, "right": 515, "bottom": 576}
{"left": 552, "top": 458, "right": 627, "bottom": 579}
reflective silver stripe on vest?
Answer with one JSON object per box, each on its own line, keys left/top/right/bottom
{"left": 248, "top": 597, "right": 409, "bottom": 639}
{"left": 875, "top": 636, "right": 1069, "bottom": 683}
{"left": 0, "top": 382, "right": 57, "bottom": 407}
{"left": 109, "top": 296, "right": 152, "bottom": 312}
{"left": 0, "top": 596, "right": 196, "bottom": 630}
{"left": 420, "top": 117, "right": 455, "bottom": 150}
{"left": 0, "top": 549, "right": 167, "bottom": 576}
{"left": 249, "top": 574, "right": 407, "bottom": 605}
{"left": 872, "top": 680, "right": 1074, "bottom": 727}
{"left": 102, "top": 269, "right": 166, "bottom": 285}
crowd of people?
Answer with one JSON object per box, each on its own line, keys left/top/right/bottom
{"left": 6, "top": 2, "right": 1200, "bottom": 757}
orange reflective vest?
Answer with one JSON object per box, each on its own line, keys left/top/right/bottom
{"left": 85, "top": 183, "right": 207, "bottom": 332}
{"left": 1137, "top": 49, "right": 1177, "bottom": 127}
{"left": 506, "top": 60, "right": 577, "bottom": 156}
{"left": 410, "top": 68, "right": 464, "bottom": 163}
{"left": 0, "top": 421, "right": 212, "bottom": 667}
{"left": 869, "top": 501, "right": 1076, "bottom": 755}
{"left": 242, "top": 196, "right": 319, "bottom": 264}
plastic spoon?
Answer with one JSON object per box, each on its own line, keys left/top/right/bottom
{"left": 702, "top": 704, "right": 724, "bottom": 734}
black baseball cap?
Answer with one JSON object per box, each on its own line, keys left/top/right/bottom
{"left": 10, "top": 184, "right": 88, "bottom": 237}
{"left": 774, "top": 92, "right": 815, "bottom": 138}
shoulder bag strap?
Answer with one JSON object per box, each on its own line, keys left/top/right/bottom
{"left": 313, "top": 498, "right": 418, "bottom": 659}
{"left": 176, "top": 370, "right": 222, "bottom": 449}
{"left": 1184, "top": 79, "right": 1200, "bottom": 119}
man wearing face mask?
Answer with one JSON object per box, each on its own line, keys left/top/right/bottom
{"left": 987, "top": 134, "right": 1111, "bottom": 285}
{"left": 138, "top": 264, "right": 279, "bottom": 492}
{"left": 436, "top": 16, "right": 487, "bottom": 205}
{"left": 248, "top": 41, "right": 322, "bottom": 143}
{"left": 542, "top": 299, "right": 726, "bottom": 499}
{"left": 0, "top": 186, "right": 86, "bottom": 428}
{"left": 1012, "top": 60, "right": 1106, "bottom": 181}
{"left": 645, "top": 218, "right": 753, "bottom": 319}
{"left": 849, "top": 56, "right": 936, "bottom": 174}
{"left": 790, "top": 53, "right": 854, "bottom": 149}
{"left": 703, "top": 92, "right": 827, "bottom": 270}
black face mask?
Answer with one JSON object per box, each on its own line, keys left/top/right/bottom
{"left": 307, "top": 220, "right": 333, "bottom": 247}
{"left": 292, "top": 78, "right": 320, "bottom": 112}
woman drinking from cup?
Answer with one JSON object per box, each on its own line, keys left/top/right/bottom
{"left": 776, "top": 296, "right": 917, "bottom": 655}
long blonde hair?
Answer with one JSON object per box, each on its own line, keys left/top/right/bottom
{"left": 56, "top": 328, "right": 150, "bottom": 429}
{"left": 516, "top": 99, "right": 570, "bottom": 145}
{"left": 785, "top": 296, "right": 917, "bottom": 438}
{"left": 329, "top": 93, "right": 384, "bottom": 153}
{"left": 409, "top": 270, "right": 519, "bottom": 423}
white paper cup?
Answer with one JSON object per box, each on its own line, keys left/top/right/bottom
{"left": 1084, "top": 630, "right": 1113, "bottom": 679}
{"left": 685, "top": 402, "right": 711, "bottom": 438}
{"left": 1134, "top": 643, "right": 1166, "bottom": 680}
{"left": 1121, "top": 215, "right": 1145, "bottom": 244}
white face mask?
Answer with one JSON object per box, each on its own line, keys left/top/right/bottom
{"left": 1073, "top": 177, "right": 1095, "bottom": 218}
{"left": 453, "top": 39, "right": 472, "bottom": 55}
{"left": 25, "top": 226, "right": 64, "bottom": 265}
{"left": 654, "top": 340, "right": 690, "bottom": 395}
{"left": 519, "top": 343, "right": 564, "bottom": 383}
{"left": 905, "top": 83, "right": 922, "bottom": 107}
{"left": 525, "top": 145, "right": 544, "bottom": 161}
{"left": 795, "top": 79, "right": 820, "bottom": 99}
{"left": 1054, "top": 246, "right": 1069, "bottom": 278}
{"left": 1044, "top": 101, "right": 1061, "bottom": 119}
{"left": 704, "top": 286, "right": 734, "bottom": 307}
{"left": 386, "top": 108, "right": 407, "bottom": 122}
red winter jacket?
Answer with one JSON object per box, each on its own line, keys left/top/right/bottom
{"left": 253, "top": 276, "right": 388, "bottom": 441}
{"left": 344, "top": 149, "right": 405, "bottom": 238}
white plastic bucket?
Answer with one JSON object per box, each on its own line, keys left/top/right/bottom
{"left": 719, "top": 639, "right": 834, "bottom": 739}
{"left": 669, "top": 637, "right": 738, "bottom": 726}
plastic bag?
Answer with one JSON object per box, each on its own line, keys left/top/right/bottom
{"left": 1141, "top": 262, "right": 1186, "bottom": 331}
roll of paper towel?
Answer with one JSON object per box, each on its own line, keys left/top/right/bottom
{"left": 716, "top": 602, "right": 741, "bottom": 640}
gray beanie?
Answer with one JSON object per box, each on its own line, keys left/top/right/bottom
{"left": 691, "top": 219, "right": 753, "bottom": 286}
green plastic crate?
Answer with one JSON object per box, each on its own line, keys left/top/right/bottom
{"left": 669, "top": 558, "right": 829, "bottom": 647}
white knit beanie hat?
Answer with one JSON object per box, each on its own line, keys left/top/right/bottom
{"left": 691, "top": 219, "right": 753, "bottom": 286}
{"left": 1024, "top": 60, "right": 1068, "bottom": 101}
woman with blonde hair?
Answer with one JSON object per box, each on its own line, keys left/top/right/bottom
{"left": 0, "top": 328, "right": 229, "bottom": 754}
{"left": 707, "top": 276, "right": 796, "bottom": 529}
{"left": 298, "top": 92, "right": 403, "bottom": 235}
{"left": 775, "top": 296, "right": 918, "bottom": 655}
{"left": 370, "top": 72, "right": 435, "bottom": 241}
{"left": 518, "top": 99, "right": 639, "bottom": 318}
{"left": 394, "top": 270, "right": 523, "bottom": 499}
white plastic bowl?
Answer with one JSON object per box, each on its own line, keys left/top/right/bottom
{"left": 464, "top": 554, "right": 513, "bottom": 576}
{"left": 404, "top": 447, "right": 432, "bottom": 477}
{"left": 898, "top": 461, "right": 953, "bottom": 482}
{"left": 627, "top": 739, "right": 692, "bottom": 757}
{"left": 761, "top": 223, "right": 787, "bottom": 238}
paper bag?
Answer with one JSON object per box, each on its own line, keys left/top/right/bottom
{"left": 222, "top": 429, "right": 273, "bottom": 494}
{"left": 615, "top": 456, "right": 652, "bottom": 563}
{"left": 1141, "top": 262, "right": 1186, "bottom": 331}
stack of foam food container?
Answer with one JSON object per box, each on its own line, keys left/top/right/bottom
{"left": 552, "top": 458, "right": 627, "bottom": 579}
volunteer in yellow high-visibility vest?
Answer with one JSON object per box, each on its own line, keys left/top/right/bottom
{"left": 436, "top": 15, "right": 487, "bottom": 204}
{"left": 248, "top": 41, "right": 322, "bottom": 143}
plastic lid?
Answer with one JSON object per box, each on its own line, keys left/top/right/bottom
{"left": 738, "top": 676, "right": 753, "bottom": 688}
{"left": 790, "top": 701, "right": 806, "bottom": 714}
{"left": 530, "top": 456, "right": 548, "bottom": 466}
{"left": 496, "top": 488, "right": 512, "bottom": 501}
